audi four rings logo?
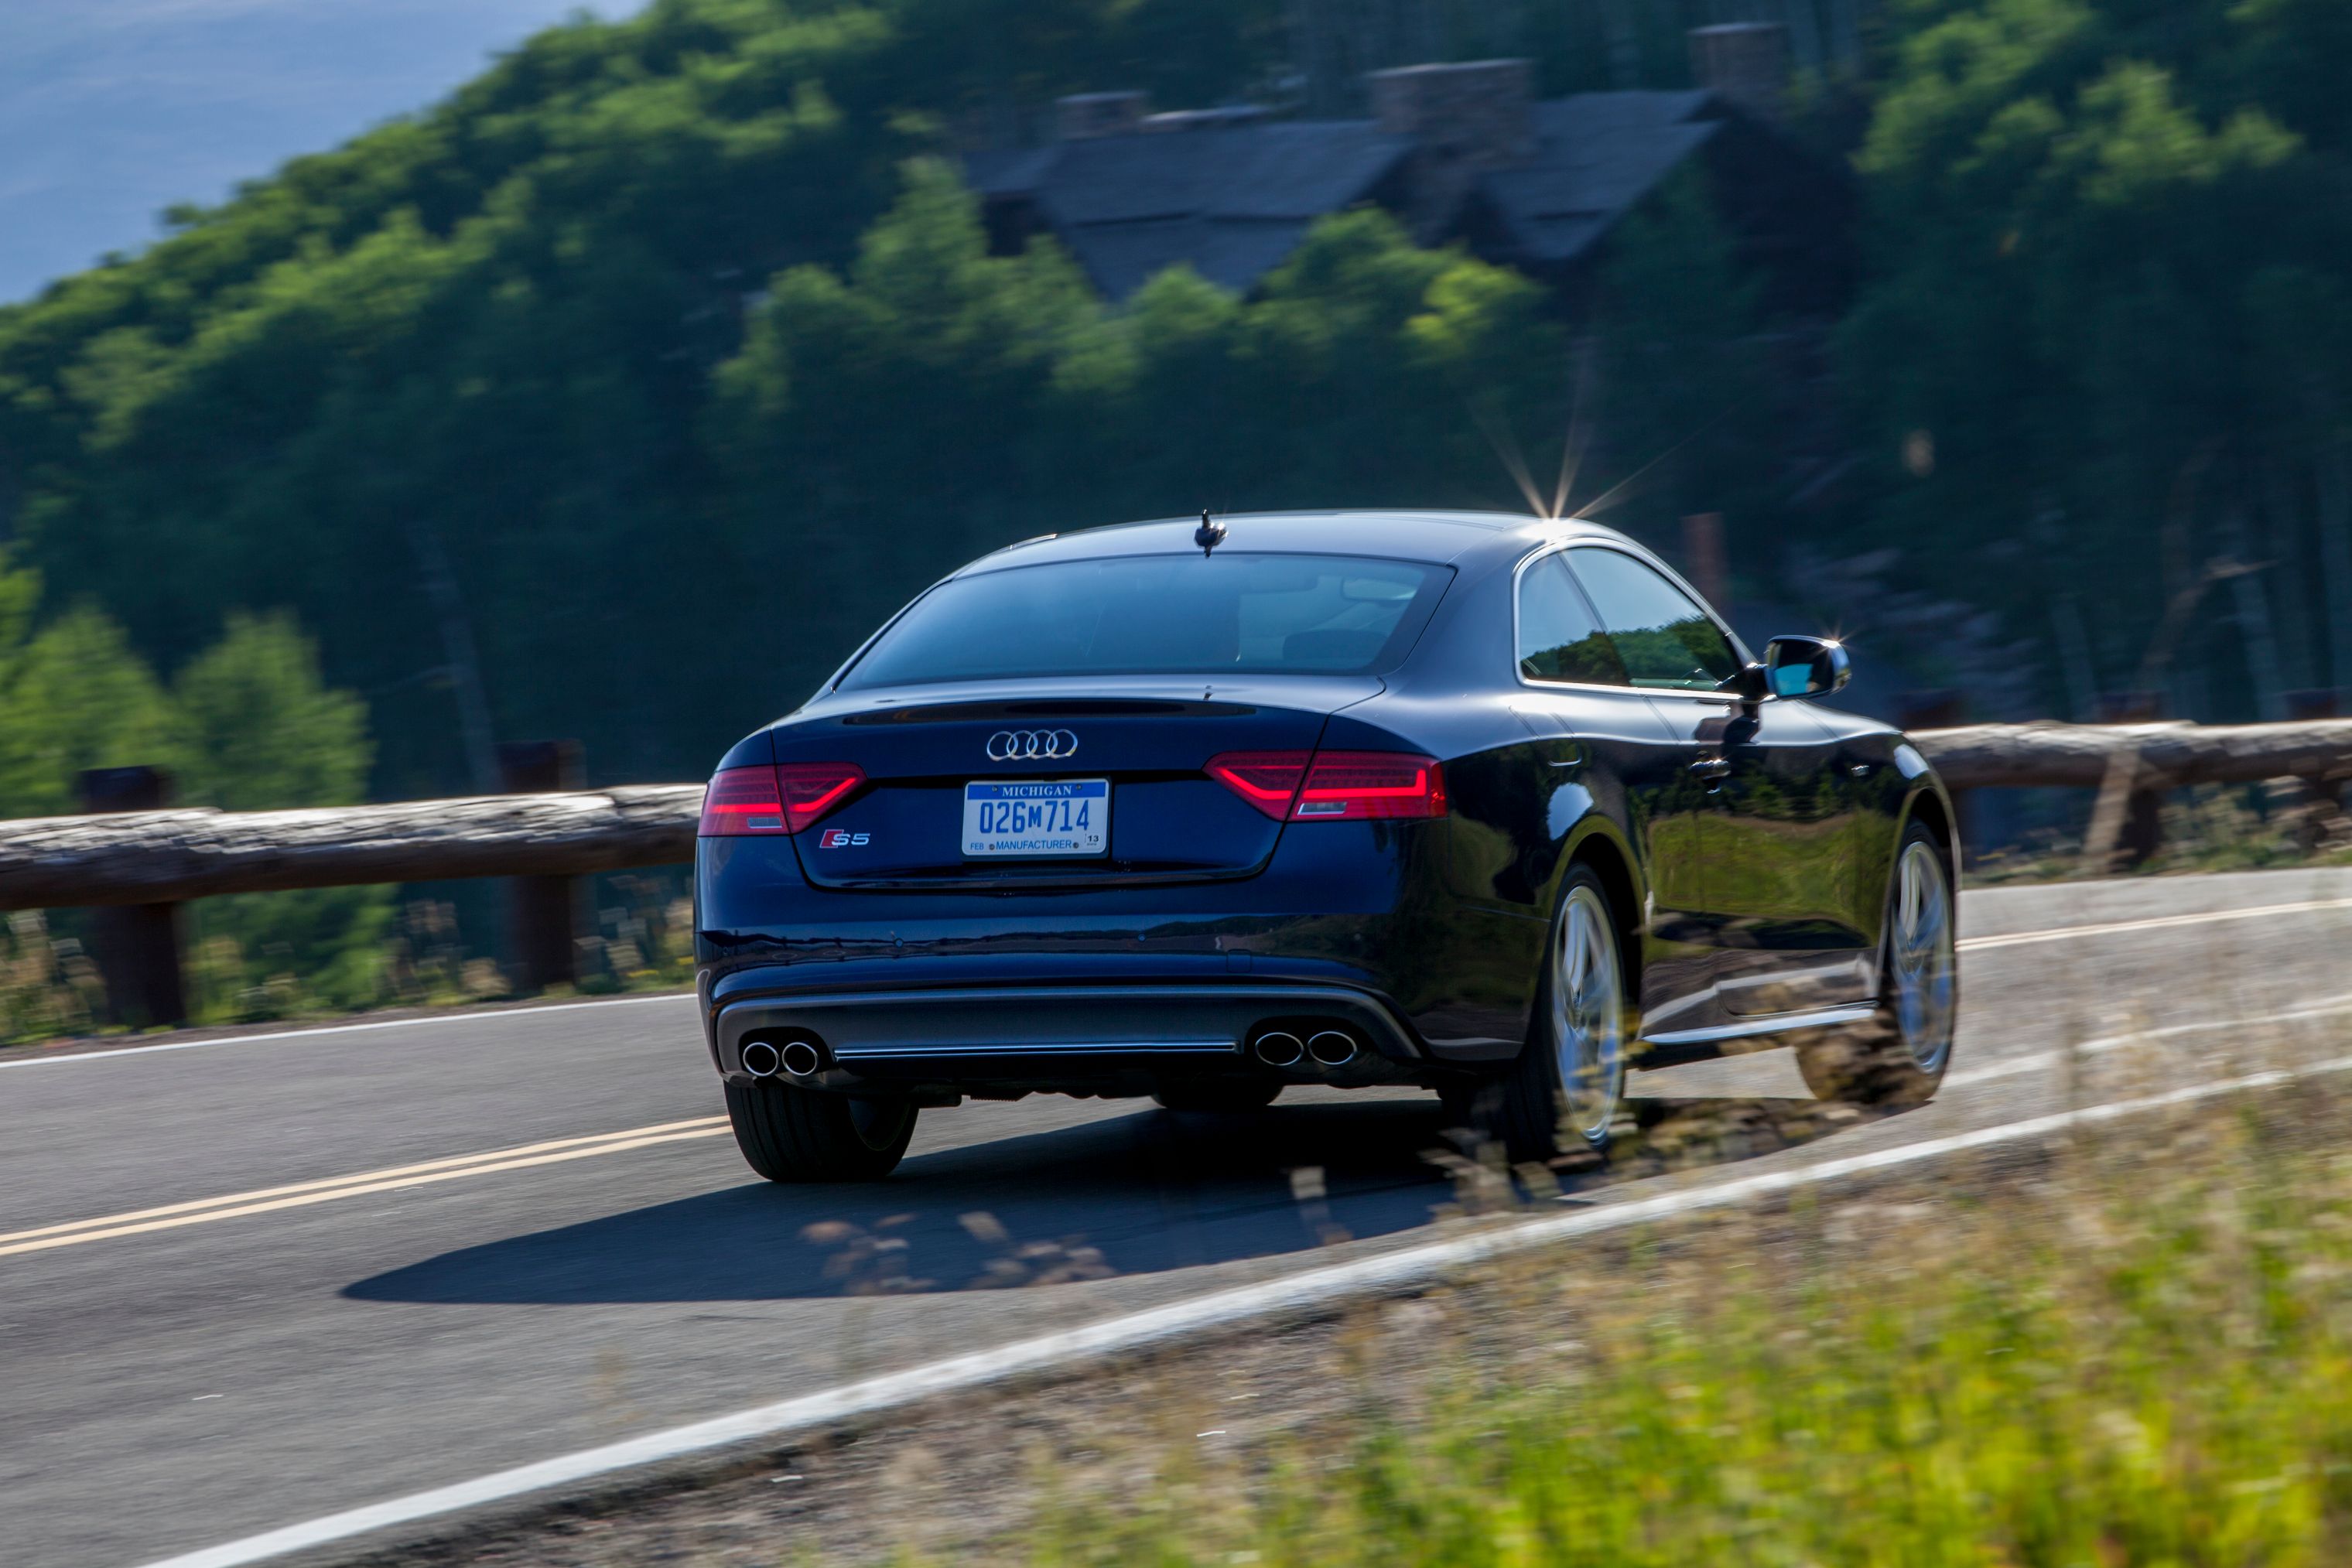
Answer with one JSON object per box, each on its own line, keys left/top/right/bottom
{"left": 986, "top": 729, "right": 1079, "bottom": 762}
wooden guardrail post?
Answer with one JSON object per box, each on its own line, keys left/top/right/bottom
{"left": 75, "top": 767, "right": 188, "bottom": 1029}
{"left": 2281, "top": 691, "right": 2347, "bottom": 847}
{"left": 2094, "top": 694, "right": 2169, "bottom": 866}
{"left": 1899, "top": 692, "right": 1972, "bottom": 863}
{"left": 498, "top": 741, "right": 586, "bottom": 992}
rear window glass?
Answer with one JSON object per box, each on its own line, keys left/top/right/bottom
{"left": 839, "top": 553, "right": 1451, "bottom": 690}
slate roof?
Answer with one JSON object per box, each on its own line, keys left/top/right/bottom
{"left": 1477, "top": 91, "right": 1724, "bottom": 264}
{"left": 973, "top": 121, "right": 1410, "bottom": 298}
{"left": 970, "top": 89, "right": 1735, "bottom": 298}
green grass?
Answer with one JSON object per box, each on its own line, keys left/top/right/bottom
{"left": 934, "top": 1089, "right": 2352, "bottom": 1567}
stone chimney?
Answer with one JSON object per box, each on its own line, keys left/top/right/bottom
{"left": 1368, "top": 60, "right": 1535, "bottom": 166}
{"left": 1366, "top": 60, "right": 1535, "bottom": 240}
{"left": 1056, "top": 91, "right": 1150, "bottom": 142}
{"left": 1688, "top": 23, "right": 1791, "bottom": 125}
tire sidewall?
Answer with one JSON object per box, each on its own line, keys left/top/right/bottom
{"left": 1798, "top": 819, "right": 1957, "bottom": 1105}
{"left": 1882, "top": 820, "right": 1958, "bottom": 1085}
{"left": 1496, "top": 863, "right": 1630, "bottom": 1160}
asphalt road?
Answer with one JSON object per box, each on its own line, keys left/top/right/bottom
{"left": 6, "top": 866, "right": 2352, "bottom": 1568}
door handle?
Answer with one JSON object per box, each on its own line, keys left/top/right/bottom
{"left": 1689, "top": 757, "right": 1732, "bottom": 779}
{"left": 1849, "top": 762, "right": 1873, "bottom": 778}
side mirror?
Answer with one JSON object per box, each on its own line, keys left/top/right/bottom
{"left": 1718, "top": 660, "right": 1771, "bottom": 716}
{"left": 1765, "top": 635, "right": 1851, "bottom": 699}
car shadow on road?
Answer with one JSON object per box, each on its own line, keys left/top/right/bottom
{"left": 345, "top": 1093, "right": 1887, "bottom": 1304}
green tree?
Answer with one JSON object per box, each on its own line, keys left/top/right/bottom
{"left": 0, "top": 602, "right": 183, "bottom": 818}
{"left": 174, "top": 612, "right": 374, "bottom": 810}
{"left": 173, "top": 614, "right": 393, "bottom": 1015}
{"left": 1587, "top": 169, "right": 1771, "bottom": 539}
{"left": 1836, "top": 0, "right": 2347, "bottom": 712}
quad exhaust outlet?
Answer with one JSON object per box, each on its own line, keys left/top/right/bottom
{"left": 1253, "top": 1030, "right": 1304, "bottom": 1068}
{"left": 1307, "top": 1030, "right": 1358, "bottom": 1067}
{"left": 741, "top": 1037, "right": 827, "bottom": 1078}
{"left": 1253, "top": 1027, "right": 1361, "bottom": 1069}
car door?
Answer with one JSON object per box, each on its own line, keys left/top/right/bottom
{"left": 1711, "top": 693, "right": 1873, "bottom": 1014}
{"left": 1508, "top": 550, "right": 1718, "bottom": 1030}
{"left": 1558, "top": 544, "right": 1862, "bottom": 1021}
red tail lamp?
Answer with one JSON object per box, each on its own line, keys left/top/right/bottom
{"left": 699, "top": 763, "right": 866, "bottom": 835}
{"left": 1207, "top": 750, "right": 1447, "bottom": 822}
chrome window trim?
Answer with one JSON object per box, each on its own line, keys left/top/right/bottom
{"left": 1508, "top": 536, "right": 1754, "bottom": 701}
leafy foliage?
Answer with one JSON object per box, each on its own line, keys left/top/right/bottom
{"left": 1838, "top": 0, "right": 2352, "bottom": 710}
{"left": 0, "top": 0, "right": 2347, "bottom": 825}
{"left": 0, "top": 567, "right": 391, "bottom": 1020}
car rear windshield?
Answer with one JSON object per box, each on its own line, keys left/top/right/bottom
{"left": 838, "top": 552, "right": 1453, "bottom": 690}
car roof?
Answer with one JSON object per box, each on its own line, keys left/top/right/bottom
{"left": 955, "top": 509, "right": 1639, "bottom": 576}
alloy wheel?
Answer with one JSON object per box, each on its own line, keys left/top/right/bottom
{"left": 1889, "top": 840, "right": 1957, "bottom": 1072}
{"left": 1550, "top": 883, "right": 1626, "bottom": 1145}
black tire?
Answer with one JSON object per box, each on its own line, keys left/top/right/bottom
{"left": 1796, "top": 822, "right": 1959, "bottom": 1107}
{"left": 1483, "top": 864, "right": 1633, "bottom": 1164}
{"left": 1151, "top": 1080, "right": 1282, "bottom": 1114}
{"left": 725, "top": 1079, "right": 918, "bottom": 1182}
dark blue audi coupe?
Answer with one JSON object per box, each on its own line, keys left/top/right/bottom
{"left": 695, "top": 511, "right": 1960, "bottom": 1180}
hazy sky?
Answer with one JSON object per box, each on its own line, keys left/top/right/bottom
{"left": 0, "top": 0, "right": 647, "bottom": 303}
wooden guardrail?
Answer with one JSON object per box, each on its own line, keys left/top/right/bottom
{"left": 1913, "top": 721, "right": 2352, "bottom": 792}
{"left": 7, "top": 723, "right": 2347, "bottom": 1027}
{"left": 0, "top": 785, "right": 706, "bottom": 909}
{"left": 8, "top": 723, "right": 2351, "bottom": 910}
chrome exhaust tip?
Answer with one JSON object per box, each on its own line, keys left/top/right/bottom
{"left": 1253, "top": 1030, "right": 1304, "bottom": 1068}
{"left": 740, "top": 1040, "right": 782, "bottom": 1078}
{"left": 778, "top": 1039, "right": 826, "bottom": 1078}
{"left": 1307, "top": 1030, "right": 1358, "bottom": 1067}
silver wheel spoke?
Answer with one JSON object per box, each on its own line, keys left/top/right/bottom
{"left": 1889, "top": 842, "right": 1955, "bottom": 1073}
{"left": 1551, "top": 886, "right": 1623, "bottom": 1144}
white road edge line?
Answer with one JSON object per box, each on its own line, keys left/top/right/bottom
{"left": 138, "top": 1048, "right": 2352, "bottom": 1568}
{"left": 17, "top": 892, "right": 2350, "bottom": 1075}
{"left": 0, "top": 991, "right": 694, "bottom": 1071}
{"left": 1943, "top": 989, "right": 2352, "bottom": 1090}
{"left": 1957, "top": 894, "right": 2352, "bottom": 951}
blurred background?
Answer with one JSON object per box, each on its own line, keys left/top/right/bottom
{"left": 1, "top": 0, "right": 2345, "bottom": 1024}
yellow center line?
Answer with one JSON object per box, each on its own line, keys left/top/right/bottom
{"left": 15, "top": 893, "right": 2347, "bottom": 1264}
{"left": 0, "top": 1116, "right": 727, "bottom": 1259}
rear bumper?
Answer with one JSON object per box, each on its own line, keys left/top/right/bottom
{"left": 694, "top": 818, "right": 1540, "bottom": 1084}
{"left": 709, "top": 975, "right": 1431, "bottom": 1098}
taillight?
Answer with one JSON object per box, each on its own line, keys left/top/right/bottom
{"left": 1206, "top": 750, "right": 1446, "bottom": 822}
{"left": 775, "top": 763, "right": 867, "bottom": 832}
{"left": 698, "top": 763, "right": 866, "bottom": 835}
{"left": 1205, "top": 751, "right": 1312, "bottom": 819}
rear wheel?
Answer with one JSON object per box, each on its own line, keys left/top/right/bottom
{"left": 1152, "top": 1080, "right": 1281, "bottom": 1114}
{"left": 1484, "top": 867, "right": 1630, "bottom": 1163}
{"left": 725, "top": 1079, "right": 917, "bottom": 1182}
{"left": 1796, "top": 823, "right": 1957, "bottom": 1105}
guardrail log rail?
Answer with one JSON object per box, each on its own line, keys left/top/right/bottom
{"left": 5, "top": 722, "right": 2347, "bottom": 1025}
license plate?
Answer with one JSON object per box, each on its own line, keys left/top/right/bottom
{"left": 962, "top": 779, "right": 1109, "bottom": 858}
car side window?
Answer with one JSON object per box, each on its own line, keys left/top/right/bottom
{"left": 1565, "top": 547, "right": 1743, "bottom": 692}
{"left": 1516, "top": 555, "right": 1629, "bottom": 685}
